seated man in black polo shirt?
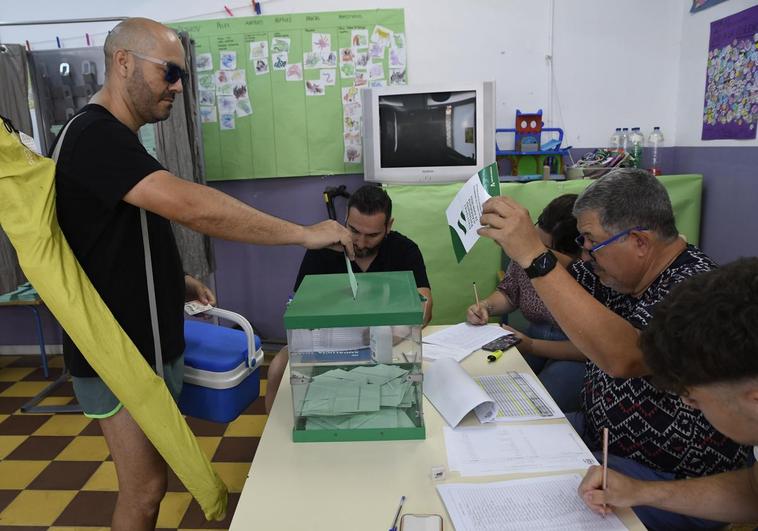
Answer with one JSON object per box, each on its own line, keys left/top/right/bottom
{"left": 265, "top": 184, "right": 432, "bottom": 412}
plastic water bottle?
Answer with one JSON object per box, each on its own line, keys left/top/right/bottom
{"left": 609, "top": 128, "right": 622, "bottom": 152}
{"left": 629, "top": 127, "right": 644, "bottom": 168}
{"left": 648, "top": 127, "right": 664, "bottom": 176}
{"left": 620, "top": 128, "right": 630, "bottom": 153}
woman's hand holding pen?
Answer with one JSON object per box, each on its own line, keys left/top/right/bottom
{"left": 466, "top": 302, "right": 490, "bottom": 325}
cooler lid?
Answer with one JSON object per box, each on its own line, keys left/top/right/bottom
{"left": 183, "top": 320, "right": 261, "bottom": 373}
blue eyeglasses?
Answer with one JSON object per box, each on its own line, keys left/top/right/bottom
{"left": 127, "top": 50, "right": 187, "bottom": 85}
{"left": 575, "top": 226, "right": 647, "bottom": 259}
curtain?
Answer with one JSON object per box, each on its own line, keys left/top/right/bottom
{"left": 0, "top": 43, "right": 33, "bottom": 293}
{"left": 154, "top": 32, "right": 215, "bottom": 279}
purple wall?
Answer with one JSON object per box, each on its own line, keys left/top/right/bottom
{"left": 672, "top": 146, "right": 758, "bottom": 264}
{"left": 1, "top": 146, "right": 756, "bottom": 346}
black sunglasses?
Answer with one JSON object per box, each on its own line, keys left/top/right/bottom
{"left": 127, "top": 50, "right": 188, "bottom": 85}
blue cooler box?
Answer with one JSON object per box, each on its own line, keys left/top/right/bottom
{"left": 179, "top": 316, "right": 263, "bottom": 423}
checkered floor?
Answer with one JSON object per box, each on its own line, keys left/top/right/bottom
{"left": 0, "top": 353, "right": 268, "bottom": 530}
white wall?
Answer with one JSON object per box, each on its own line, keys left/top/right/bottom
{"left": 0, "top": 0, "right": 685, "bottom": 148}
{"left": 675, "top": 0, "right": 758, "bottom": 147}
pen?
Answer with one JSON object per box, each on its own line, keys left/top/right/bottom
{"left": 389, "top": 495, "right": 405, "bottom": 531}
{"left": 602, "top": 427, "right": 609, "bottom": 515}
{"left": 487, "top": 349, "right": 503, "bottom": 363}
{"left": 472, "top": 282, "right": 480, "bottom": 307}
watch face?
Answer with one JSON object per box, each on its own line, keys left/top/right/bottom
{"left": 527, "top": 250, "right": 557, "bottom": 278}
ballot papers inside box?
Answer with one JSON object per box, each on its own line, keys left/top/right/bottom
{"left": 284, "top": 271, "right": 425, "bottom": 442}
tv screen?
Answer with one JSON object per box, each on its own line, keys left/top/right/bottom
{"left": 378, "top": 91, "right": 477, "bottom": 168}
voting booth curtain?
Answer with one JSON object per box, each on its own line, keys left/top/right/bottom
{"left": 154, "top": 31, "right": 215, "bottom": 279}
{"left": 0, "top": 43, "right": 33, "bottom": 294}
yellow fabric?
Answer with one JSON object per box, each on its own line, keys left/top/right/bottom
{"left": 0, "top": 124, "right": 227, "bottom": 521}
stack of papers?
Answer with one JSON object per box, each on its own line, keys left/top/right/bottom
{"left": 297, "top": 365, "right": 418, "bottom": 430}
{"left": 437, "top": 474, "right": 627, "bottom": 531}
{"left": 422, "top": 322, "right": 510, "bottom": 363}
{"left": 443, "top": 424, "right": 597, "bottom": 477}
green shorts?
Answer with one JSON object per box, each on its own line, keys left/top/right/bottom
{"left": 71, "top": 354, "right": 185, "bottom": 419}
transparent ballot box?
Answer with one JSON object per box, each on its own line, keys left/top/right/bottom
{"left": 284, "top": 271, "right": 425, "bottom": 443}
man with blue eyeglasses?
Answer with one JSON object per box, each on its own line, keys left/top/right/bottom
{"left": 53, "top": 17, "right": 354, "bottom": 531}
{"left": 479, "top": 168, "right": 750, "bottom": 530}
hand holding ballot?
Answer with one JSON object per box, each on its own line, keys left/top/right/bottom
{"left": 478, "top": 195, "right": 547, "bottom": 269}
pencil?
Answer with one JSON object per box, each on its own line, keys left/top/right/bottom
{"left": 473, "top": 282, "right": 480, "bottom": 307}
{"left": 602, "top": 427, "right": 609, "bottom": 514}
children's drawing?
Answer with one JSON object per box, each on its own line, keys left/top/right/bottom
{"left": 369, "top": 63, "right": 384, "bottom": 80}
{"left": 230, "top": 69, "right": 246, "bottom": 83}
{"left": 354, "top": 48, "right": 369, "bottom": 67}
{"left": 351, "top": 29, "right": 368, "bottom": 47}
{"left": 320, "top": 51, "right": 337, "bottom": 68}
{"left": 370, "top": 79, "right": 386, "bottom": 88}
{"left": 255, "top": 58, "right": 269, "bottom": 75}
{"left": 199, "top": 105, "right": 217, "bottom": 123}
{"left": 371, "top": 25, "right": 393, "bottom": 47}
{"left": 312, "top": 33, "right": 331, "bottom": 52}
{"left": 369, "top": 42, "right": 384, "bottom": 59}
{"left": 305, "top": 79, "right": 325, "bottom": 96}
{"left": 272, "top": 52, "right": 288, "bottom": 70}
{"left": 340, "top": 48, "right": 354, "bottom": 64}
{"left": 232, "top": 83, "right": 248, "bottom": 100}
{"left": 389, "top": 47, "right": 406, "bottom": 67}
{"left": 196, "top": 53, "right": 213, "bottom": 71}
{"left": 393, "top": 32, "right": 406, "bottom": 49}
{"left": 286, "top": 63, "right": 303, "bottom": 81}
{"left": 304, "top": 51, "right": 321, "bottom": 69}
{"left": 220, "top": 113, "right": 235, "bottom": 130}
{"left": 198, "top": 72, "right": 215, "bottom": 90}
{"left": 218, "top": 96, "right": 236, "bottom": 114}
{"left": 249, "top": 41, "right": 268, "bottom": 60}
{"left": 236, "top": 98, "right": 253, "bottom": 117}
{"left": 220, "top": 51, "right": 237, "bottom": 70}
{"left": 342, "top": 86, "right": 360, "bottom": 104}
{"left": 271, "top": 37, "right": 291, "bottom": 54}
{"left": 354, "top": 70, "right": 368, "bottom": 87}
{"left": 344, "top": 142, "right": 362, "bottom": 163}
{"left": 199, "top": 90, "right": 215, "bottom": 105}
{"left": 340, "top": 63, "right": 355, "bottom": 79}
{"left": 389, "top": 68, "right": 407, "bottom": 85}
{"left": 320, "top": 69, "right": 336, "bottom": 86}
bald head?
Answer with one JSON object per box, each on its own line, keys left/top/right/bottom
{"left": 104, "top": 17, "right": 181, "bottom": 76}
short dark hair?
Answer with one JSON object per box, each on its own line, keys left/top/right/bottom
{"left": 537, "top": 194, "right": 580, "bottom": 257}
{"left": 347, "top": 184, "right": 392, "bottom": 224}
{"left": 641, "top": 258, "right": 758, "bottom": 395}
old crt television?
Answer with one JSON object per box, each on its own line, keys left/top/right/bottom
{"left": 361, "top": 81, "right": 495, "bottom": 184}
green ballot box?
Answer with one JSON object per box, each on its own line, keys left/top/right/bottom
{"left": 284, "top": 271, "right": 425, "bottom": 443}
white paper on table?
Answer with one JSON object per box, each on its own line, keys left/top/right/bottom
{"left": 443, "top": 424, "right": 597, "bottom": 477}
{"left": 474, "top": 372, "right": 564, "bottom": 422}
{"left": 424, "top": 358, "right": 496, "bottom": 427}
{"left": 445, "top": 171, "right": 492, "bottom": 254}
{"left": 423, "top": 322, "right": 508, "bottom": 353}
{"left": 437, "top": 474, "right": 627, "bottom": 531}
{"left": 421, "top": 343, "right": 472, "bottom": 363}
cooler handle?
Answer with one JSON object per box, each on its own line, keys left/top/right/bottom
{"left": 201, "top": 307, "right": 263, "bottom": 370}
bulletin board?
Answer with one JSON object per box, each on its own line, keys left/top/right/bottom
{"left": 171, "top": 9, "right": 407, "bottom": 181}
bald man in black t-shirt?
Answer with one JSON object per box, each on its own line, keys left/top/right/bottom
{"left": 54, "top": 18, "right": 353, "bottom": 530}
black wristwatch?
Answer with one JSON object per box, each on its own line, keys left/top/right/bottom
{"left": 524, "top": 250, "right": 557, "bottom": 279}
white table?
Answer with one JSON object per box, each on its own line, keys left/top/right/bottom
{"left": 231, "top": 327, "right": 644, "bottom": 530}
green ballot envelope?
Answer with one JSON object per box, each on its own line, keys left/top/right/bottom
{"left": 284, "top": 271, "right": 425, "bottom": 442}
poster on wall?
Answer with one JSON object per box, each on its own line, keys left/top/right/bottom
{"left": 701, "top": 5, "right": 758, "bottom": 140}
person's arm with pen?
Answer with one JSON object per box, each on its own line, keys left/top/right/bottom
{"left": 466, "top": 290, "right": 515, "bottom": 325}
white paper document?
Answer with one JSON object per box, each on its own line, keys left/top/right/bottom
{"left": 437, "top": 474, "right": 627, "bottom": 531}
{"left": 443, "top": 424, "right": 597, "bottom": 477}
{"left": 421, "top": 343, "right": 471, "bottom": 363}
{"left": 424, "top": 358, "right": 496, "bottom": 427}
{"left": 474, "top": 372, "right": 564, "bottom": 422}
{"left": 423, "top": 323, "right": 508, "bottom": 353}
{"left": 446, "top": 171, "right": 492, "bottom": 254}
